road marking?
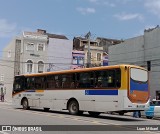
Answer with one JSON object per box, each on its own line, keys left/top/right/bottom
{"left": 0, "top": 106, "right": 160, "bottom": 133}
{"left": 0, "top": 106, "right": 120, "bottom": 125}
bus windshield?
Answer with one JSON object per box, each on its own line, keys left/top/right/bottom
{"left": 13, "top": 76, "right": 25, "bottom": 93}
{"left": 130, "top": 68, "right": 148, "bottom": 82}
{"left": 129, "top": 67, "right": 149, "bottom": 103}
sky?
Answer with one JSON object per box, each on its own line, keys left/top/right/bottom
{"left": 0, "top": 0, "right": 160, "bottom": 56}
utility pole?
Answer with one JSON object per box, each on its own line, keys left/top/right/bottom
{"left": 85, "top": 31, "right": 91, "bottom": 68}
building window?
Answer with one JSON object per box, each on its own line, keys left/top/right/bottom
{"left": 26, "top": 60, "right": 33, "bottom": 73}
{"left": 79, "top": 57, "right": 84, "bottom": 65}
{"left": 38, "top": 61, "right": 44, "bottom": 73}
{"left": 8, "top": 50, "right": 11, "bottom": 58}
{"left": 97, "top": 53, "right": 101, "bottom": 61}
{"left": 0, "top": 75, "right": 4, "bottom": 82}
{"left": 26, "top": 43, "right": 34, "bottom": 51}
{"left": 38, "top": 43, "right": 44, "bottom": 51}
{"left": 73, "top": 57, "right": 78, "bottom": 65}
{"left": 87, "top": 52, "right": 92, "bottom": 58}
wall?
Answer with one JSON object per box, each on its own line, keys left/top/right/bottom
{"left": 144, "top": 28, "right": 160, "bottom": 99}
{"left": 0, "top": 38, "right": 16, "bottom": 102}
{"left": 84, "top": 45, "right": 103, "bottom": 67}
{"left": 109, "top": 35, "right": 144, "bottom": 66}
{"left": 108, "top": 27, "right": 160, "bottom": 99}
{"left": 47, "top": 38, "right": 73, "bottom": 71}
{"left": 20, "top": 36, "right": 48, "bottom": 74}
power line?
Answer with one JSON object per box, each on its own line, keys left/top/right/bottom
{"left": 109, "top": 44, "right": 160, "bottom": 56}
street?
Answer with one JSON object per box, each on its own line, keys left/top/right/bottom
{"left": 0, "top": 102, "right": 159, "bottom": 134}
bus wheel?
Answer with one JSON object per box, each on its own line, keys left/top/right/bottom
{"left": 88, "top": 111, "right": 100, "bottom": 117}
{"left": 44, "top": 108, "right": 50, "bottom": 112}
{"left": 146, "top": 116, "right": 153, "bottom": 119}
{"left": 68, "top": 100, "right": 79, "bottom": 115}
{"left": 119, "top": 112, "right": 124, "bottom": 115}
{"left": 22, "top": 98, "right": 29, "bottom": 110}
{"left": 78, "top": 111, "right": 84, "bottom": 115}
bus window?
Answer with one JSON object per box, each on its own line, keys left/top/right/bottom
{"left": 115, "top": 69, "right": 121, "bottom": 88}
{"left": 46, "top": 75, "right": 56, "bottom": 89}
{"left": 35, "top": 77, "right": 45, "bottom": 89}
{"left": 26, "top": 77, "right": 35, "bottom": 90}
{"left": 62, "top": 74, "right": 76, "bottom": 89}
{"left": 70, "top": 73, "right": 76, "bottom": 88}
{"left": 55, "top": 75, "right": 61, "bottom": 88}
{"left": 95, "top": 69, "right": 120, "bottom": 88}
{"left": 77, "top": 72, "right": 94, "bottom": 88}
{"left": 95, "top": 71, "right": 107, "bottom": 88}
{"left": 107, "top": 70, "right": 116, "bottom": 88}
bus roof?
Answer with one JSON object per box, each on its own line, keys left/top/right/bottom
{"left": 16, "top": 64, "right": 147, "bottom": 77}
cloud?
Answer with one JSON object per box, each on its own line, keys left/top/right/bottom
{"left": 88, "top": 0, "right": 98, "bottom": 3}
{"left": 145, "top": 0, "right": 160, "bottom": 17}
{"left": 114, "top": 13, "right": 144, "bottom": 21}
{"left": 0, "top": 19, "right": 17, "bottom": 38}
{"left": 116, "top": 0, "right": 132, "bottom": 4}
{"left": 77, "top": 7, "right": 96, "bottom": 15}
{"left": 88, "top": 0, "right": 116, "bottom": 7}
{"left": 104, "top": 1, "right": 116, "bottom": 7}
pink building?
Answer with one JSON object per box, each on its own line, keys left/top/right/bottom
{"left": 71, "top": 51, "right": 85, "bottom": 69}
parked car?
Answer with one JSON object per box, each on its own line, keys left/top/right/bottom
{"left": 142, "top": 99, "right": 160, "bottom": 119}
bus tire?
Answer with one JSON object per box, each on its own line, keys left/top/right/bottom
{"left": 44, "top": 108, "right": 50, "bottom": 112}
{"left": 88, "top": 111, "right": 100, "bottom": 117}
{"left": 119, "top": 112, "right": 124, "bottom": 115}
{"left": 22, "top": 98, "right": 29, "bottom": 110}
{"left": 146, "top": 116, "right": 153, "bottom": 119}
{"left": 68, "top": 100, "right": 79, "bottom": 115}
{"left": 78, "top": 111, "right": 84, "bottom": 115}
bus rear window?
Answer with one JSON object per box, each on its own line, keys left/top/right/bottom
{"left": 130, "top": 68, "right": 148, "bottom": 82}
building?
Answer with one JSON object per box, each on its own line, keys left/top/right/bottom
{"left": 0, "top": 29, "right": 72, "bottom": 101}
{"left": 73, "top": 36, "right": 122, "bottom": 67}
{"left": 103, "top": 52, "right": 108, "bottom": 66}
{"left": 47, "top": 38, "right": 73, "bottom": 71}
{"left": 96, "top": 37, "right": 121, "bottom": 66}
{"left": 108, "top": 26, "right": 160, "bottom": 100}
{"left": 73, "top": 37, "right": 103, "bottom": 67}
{"left": 96, "top": 37, "right": 122, "bottom": 53}
{"left": 71, "top": 50, "right": 85, "bottom": 69}
{"left": 37, "top": 29, "right": 72, "bottom": 71}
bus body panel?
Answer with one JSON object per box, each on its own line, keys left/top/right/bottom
{"left": 12, "top": 89, "right": 149, "bottom": 113}
{"left": 12, "top": 64, "right": 149, "bottom": 114}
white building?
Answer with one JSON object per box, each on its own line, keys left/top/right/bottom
{"left": 0, "top": 29, "right": 72, "bottom": 101}
{"left": 47, "top": 38, "right": 73, "bottom": 71}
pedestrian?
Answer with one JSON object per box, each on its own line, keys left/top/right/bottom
{"left": 138, "top": 111, "right": 141, "bottom": 118}
{"left": 133, "top": 111, "right": 138, "bottom": 118}
{"left": 0, "top": 87, "right": 4, "bottom": 102}
{"left": 133, "top": 111, "right": 141, "bottom": 118}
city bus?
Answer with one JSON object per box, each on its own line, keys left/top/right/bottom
{"left": 12, "top": 64, "right": 150, "bottom": 116}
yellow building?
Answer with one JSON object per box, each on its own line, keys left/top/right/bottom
{"left": 73, "top": 37, "right": 103, "bottom": 67}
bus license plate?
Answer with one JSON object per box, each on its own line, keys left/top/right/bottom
{"left": 137, "top": 105, "right": 145, "bottom": 108}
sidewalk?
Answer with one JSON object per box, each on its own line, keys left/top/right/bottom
{"left": 0, "top": 100, "right": 12, "bottom": 105}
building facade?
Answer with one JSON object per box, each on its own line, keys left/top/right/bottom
{"left": 96, "top": 37, "right": 122, "bottom": 53}
{"left": 47, "top": 38, "right": 73, "bottom": 71}
{"left": 109, "top": 26, "right": 160, "bottom": 100}
{"left": 71, "top": 50, "right": 85, "bottom": 69}
{"left": 73, "top": 37, "right": 103, "bottom": 67}
{"left": 0, "top": 29, "right": 72, "bottom": 101}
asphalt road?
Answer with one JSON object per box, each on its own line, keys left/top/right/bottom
{"left": 0, "top": 102, "right": 159, "bottom": 134}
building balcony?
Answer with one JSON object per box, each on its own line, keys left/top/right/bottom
{"left": 84, "top": 45, "right": 103, "bottom": 51}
